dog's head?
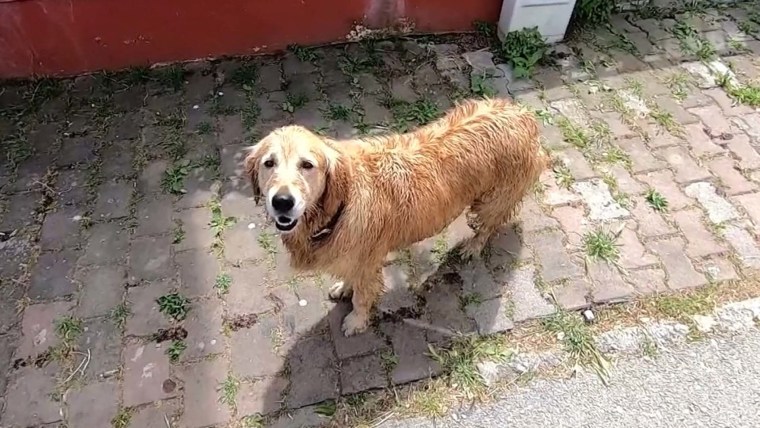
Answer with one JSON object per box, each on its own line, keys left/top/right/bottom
{"left": 244, "top": 125, "right": 348, "bottom": 234}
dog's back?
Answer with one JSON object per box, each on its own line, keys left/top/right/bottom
{"left": 346, "top": 97, "right": 547, "bottom": 252}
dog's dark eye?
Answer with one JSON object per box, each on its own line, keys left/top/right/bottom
{"left": 263, "top": 159, "right": 275, "bottom": 168}
{"left": 301, "top": 161, "right": 314, "bottom": 170}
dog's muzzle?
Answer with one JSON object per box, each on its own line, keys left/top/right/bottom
{"left": 275, "top": 215, "right": 298, "bottom": 232}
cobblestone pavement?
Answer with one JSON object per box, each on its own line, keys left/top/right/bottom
{"left": 2, "top": 5, "right": 760, "bottom": 428}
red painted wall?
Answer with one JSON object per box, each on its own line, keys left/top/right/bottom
{"left": 0, "top": 0, "right": 501, "bottom": 79}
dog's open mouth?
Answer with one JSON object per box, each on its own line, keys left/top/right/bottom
{"left": 275, "top": 216, "right": 298, "bottom": 232}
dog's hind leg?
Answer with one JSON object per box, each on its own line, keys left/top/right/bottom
{"left": 463, "top": 189, "right": 522, "bottom": 259}
{"left": 342, "top": 267, "right": 383, "bottom": 336}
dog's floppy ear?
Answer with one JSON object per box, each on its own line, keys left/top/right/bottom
{"left": 244, "top": 144, "right": 263, "bottom": 204}
{"left": 321, "top": 144, "right": 350, "bottom": 216}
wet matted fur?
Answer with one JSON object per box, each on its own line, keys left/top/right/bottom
{"left": 245, "top": 98, "right": 548, "bottom": 336}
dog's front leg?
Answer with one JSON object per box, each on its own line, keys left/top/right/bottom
{"left": 342, "top": 267, "right": 383, "bottom": 337}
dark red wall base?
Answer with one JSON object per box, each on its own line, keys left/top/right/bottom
{"left": 0, "top": 0, "right": 501, "bottom": 78}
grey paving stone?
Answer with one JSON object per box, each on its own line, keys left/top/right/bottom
{"left": 79, "top": 221, "right": 129, "bottom": 265}
{"left": 285, "top": 334, "right": 339, "bottom": 408}
{"left": 125, "top": 279, "right": 174, "bottom": 336}
{"left": 231, "top": 315, "right": 286, "bottom": 378}
{"left": 66, "top": 379, "right": 120, "bottom": 427}
{"left": 382, "top": 321, "right": 442, "bottom": 385}
{"left": 76, "top": 265, "right": 126, "bottom": 318}
{"left": 340, "top": 354, "right": 388, "bottom": 394}
{"left": 176, "top": 248, "right": 220, "bottom": 298}
{"left": 504, "top": 264, "right": 555, "bottom": 322}
{"left": 77, "top": 317, "right": 123, "bottom": 381}
{"left": 129, "top": 236, "right": 174, "bottom": 282}
{"left": 39, "top": 206, "right": 83, "bottom": 251}
{"left": 28, "top": 250, "right": 79, "bottom": 301}
{"left": 16, "top": 300, "right": 74, "bottom": 359}
{"left": 1, "top": 366, "right": 62, "bottom": 426}
{"left": 179, "top": 359, "right": 232, "bottom": 428}
{"left": 134, "top": 194, "right": 174, "bottom": 237}
{"left": 525, "top": 230, "right": 582, "bottom": 283}
{"left": 123, "top": 342, "right": 177, "bottom": 407}
{"left": 127, "top": 399, "right": 181, "bottom": 428}
{"left": 329, "top": 302, "right": 386, "bottom": 359}
{"left": 181, "top": 299, "right": 225, "bottom": 361}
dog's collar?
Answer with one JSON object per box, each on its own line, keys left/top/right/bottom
{"left": 310, "top": 202, "right": 345, "bottom": 243}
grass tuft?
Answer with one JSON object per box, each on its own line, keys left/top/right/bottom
{"left": 645, "top": 188, "right": 669, "bottom": 212}
{"left": 156, "top": 292, "right": 191, "bottom": 321}
{"left": 582, "top": 228, "right": 620, "bottom": 263}
{"left": 542, "top": 310, "right": 611, "bottom": 384}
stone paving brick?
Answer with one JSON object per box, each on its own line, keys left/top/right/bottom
{"left": 424, "top": 280, "right": 477, "bottom": 342}
{"left": 78, "top": 318, "right": 122, "bottom": 380}
{"left": 175, "top": 249, "right": 219, "bottom": 298}
{"left": 732, "top": 113, "right": 760, "bottom": 141}
{"left": 552, "top": 206, "right": 590, "bottom": 250}
{"left": 268, "top": 406, "right": 325, "bottom": 428}
{"left": 176, "top": 169, "right": 221, "bottom": 209}
{"left": 341, "top": 354, "right": 389, "bottom": 395}
{"left": 0, "top": 191, "right": 40, "bottom": 230}
{"left": 519, "top": 197, "right": 560, "bottom": 232}
{"left": 128, "top": 236, "right": 173, "bottom": 284}
{"left": 1, "top": 366, "right": 62, "bottom": 426}
{"left": 222, "top": 222, "right": 270, "bottom": 263}
{"left": 650, "top": 237, "right": 708, "bottom": 290}
{"left": 572, "top": 179, "right": 630, "bottom": 221}
{"left": 524, "top": 230, "right": 582, "bottom": 283}
{"left": 182, "top": 298, "right": 225, "bottom": 361}
{"left": 0, "top": 334, "right": 14, "bottom": 392}
{"left": 179, "top": 359, "right": 232, "bottom": 428}
{"left": 237, "top": 376, "right": 288, "bottom": 417}
{"left": 589, "top": 262, "right": 635, "bottom": 304}
{"left": 138, "top": 160, "right": 169, "bottom": 195}
{"left": 76, "top": 265, "right": 126, "bottom": 318}
{"left": 280, "top": 280, "right": 328, "bottom": 337}
{"left": 627, "top": 268, "right": 668, "bottom": 294}
{"left": 722, "top": 225, "right": 760, "bottom": 270}
{"left": 542, "top": 174, "right": 583, "bottom": 207}
{"left": 57, "top": 136, "right": 97, "bottom": 166}
{"left": 683, "top": 123, "right": 724, "bottom": 157}
{"left": 381, "top": 321, "right": 442, "bottom": 385}
{"left": 656, "top": 96, "right": 698, "bottom": 125}
{"left": 16, "top": 300, "right": 74, "bottom": 359}
{"left": 705, "top": 88, "right": 755, "bottom": 117}
{"left": 327, "top": 302, "right": 385, "bottom": 360}
{"left": 466, "top": 294, "right": 515, "bottom": 335}
{"left": 618, "top": 138, "right": 666, "bottom": 173}
{"left": 672, "top": 209, "right": 727, "bottom": 259}
{"left": 226, "top": 264, "right": 279, "bottom": 316}
{"left": 684, "top": 182, "right": 739, "bottom": 224}
{"left": 657, "top": 146, "right": 712, "bottom": 184}
{"left": 134, "top": 194, "right": 174, "bottom": 236}
{"left": 636, "top": 170, "right": 695, "bottom": 211}
{"left": 123, "top": 342, "right": 177, "bottom": 407}
{"left": 724, "top": 134, "right": 760, "bottom": 170}
{"left": 79, "top": 221, "right": 129, "bottom": 265}
{"left": 231, "top": 315, "right": 286, "bottom": 378}
{"left": 708, "top": 157, "right": 757, "bottom": 195}
{"left": 28, "top": 250, "right": 79, "bottom": 301}
{"left": 285, "top": 334, "right": 339, "bottom": 408}
{"left": 618, "top": 224, "right": 658, "bottom": 269}
{"left": 606, "top": 164, "right": 645, "bottom": 195}
{"left": 0, "top": 236, "right": 34, "bottom": 285}
{"left": 39, "top": 206, "right": 82, "bottom": 251}
{"left": 733, "top": 193, "right": 760, "bottom": 229}
{"left": 554, "top": 277, "right": 591, "bottom": 310}
{"left": 127, "top": 399, "right": 181, "bottom": 428}
{"left": 461, "top": 259, "right": 501, "bottom": 301}
{"left": 66, "top": 379, "right": 120, "bottom": 427}
{"left": 101, "top": 140, "right": 135, "bottom": 178}
{"left": 174, "top": 208, "right": 214, "bottom": 252}
{"left": 505, "top": 264, "right": 554, "bottom": 322}
{"left": 557, "top": 149, "right": 596, "bottom": 181}
{"left": 690, "top": 105, "right": 735, "bottom": 136}
{"left": 125, "top": 279, "right": 173, "bottom": 336}
{"left": 700, "top": 257, "right": 739, "bottom": 282}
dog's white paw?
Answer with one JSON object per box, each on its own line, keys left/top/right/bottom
{"left": 341, "top": 311, "right": 369, "bottom": 337}
{"left": 328, "top": 281, "right": 353, "bottom": 300}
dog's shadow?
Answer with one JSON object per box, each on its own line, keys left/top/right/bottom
{"left": 249, "top": 215, "right": 527, "bottom": 427}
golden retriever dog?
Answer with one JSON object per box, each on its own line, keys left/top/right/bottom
{"left": 245, "top": 98, "right": 547, "bottom": 336}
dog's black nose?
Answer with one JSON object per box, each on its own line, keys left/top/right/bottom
{"left": 271, "top": 193, "right": 295, "bottom": 212}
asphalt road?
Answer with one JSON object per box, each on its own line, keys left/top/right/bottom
{"left": 381, "top": 329, "right": 760, "bottom": 428}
